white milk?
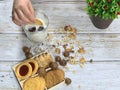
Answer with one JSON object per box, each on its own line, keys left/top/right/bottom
{"left": 23, "top": 19, "right": 48, "bottom": 43}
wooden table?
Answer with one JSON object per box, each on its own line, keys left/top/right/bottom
{"left": 0, "top": 0, "right": 120, "bottom": 90}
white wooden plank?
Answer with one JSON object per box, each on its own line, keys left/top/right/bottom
{"left": 0, "top": 34, "right": 32, "bottom": 61}
{"left": 1, "top": 62, "right": 120, "bottom": 90}
{"left": 0, "top": 33, "right": 120, "bottom": 61}
{"left": 0, "top": 0, "right": 120, "bottom": 34}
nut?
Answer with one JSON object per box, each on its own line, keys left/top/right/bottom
{"left": 55, "top": 48, "right": 61, "bottom": 54}
{"left": 38, "top": 67, "right": 46, "bottom": 77}
{"left": 68, "top": 33, "right": 76, "bottom": 39}
{"left": 80, "top": 57, "right": 86, "bottom": 64}
{"left": 63, "top": 51, "right": 70, "bottom": 57}
{"left": 23, "top": 46, "right": 30, "bottom": 53}
{"left": 63, "top": 44, "right": 68, "bottom": 49}
{"left": 78, "top": 47, "right": 85, "bottom": 54}
{"left": 64, "top": 25, "right": 72, "bottom": 31}
{"left": 55, "top": 56, "right": 61, "bottom": 62}
{"left": 25, "top": 53, "right": 33, "bottom": 59}
{"left": 49, "top": 62, "right": 58, "bottom": 70}
{"left": 65, "top": 78, "right": 71, "bottom": 85}
{"left": 59, "top": 60, "right": 67, "bottom": 66}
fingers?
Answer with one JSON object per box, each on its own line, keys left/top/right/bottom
{"left": 12, "top": 0, "right": 35, "bottom": 25}
{"left": 15, "top": 9, "right": 31, "bottom": 24}
{"left": 12, "top": 6, "right": 35, "bottom": 25}
{"left": 20, "top": 6, "right": 35, "bottom": 22}
{"left": 28, "top": 1, "right": 35, "bottom": 16}
{"left": 12, "top": 11, "right": 23, "bottom": 26}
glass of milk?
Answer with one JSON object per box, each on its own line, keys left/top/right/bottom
{"left": 23, "top": 12, "right": 49, "bottom": 54}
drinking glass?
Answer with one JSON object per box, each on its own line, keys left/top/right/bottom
{"left": 22, "top": 12, "right": 49, "bottom": 55}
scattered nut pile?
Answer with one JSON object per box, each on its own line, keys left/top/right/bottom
{"left": 22, "top": 46, "right": 72, "bottom": 87}
{"left": 47, "top": 25, "right": 87, "bottom": 67}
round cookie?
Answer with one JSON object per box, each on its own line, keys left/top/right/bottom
{"left": 15, "top": 62, "right": 32, "bottom": 80}
{"left": 44, "top": 70, "right": 55, "bottom": 88}
{"left": 44, "top": 69, "right": 65, "bottom": 89}
{"left": 23, "top": 76, "right": 46, "bottom": 90}
{"left": 53, "top": 69, "right": 65, "bottom": 83}
{"left": 26, "top": 59, "right": 39, "bottom": 75}
{"left": 30, "top": 18, "right": 43, "bottom": 25}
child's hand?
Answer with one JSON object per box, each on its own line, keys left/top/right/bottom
{"left": 12, "top": 0, "right": 35, "bottom": 25}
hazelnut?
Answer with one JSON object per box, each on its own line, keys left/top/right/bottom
{"left": 55, "top": 56, "right": 61, "bottom": 62}
{"left": 25, "top": 53, "right": 33, "bottom": 59}
{"left": 59, "top": 60, "right": 67, "bottom": 66}
{"left": 65, "top": 78, "right": 71, "bottom": 85}
{"left": 63, "top": 51, "right": 70, "bottom": 57}
{"left": 49, "top": 62, "right": 58, "bottom": 70}
{"left": 38, "top": 67, "right": 46, "bottom": 77}
{"left": 23, "top": 46, "right": 30, "bottom": 53}
{"left": 55, "top": 48, "right": 61, "bottom": 54}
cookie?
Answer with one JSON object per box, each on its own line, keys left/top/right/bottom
{"left": 53, "top": 69, "right": 65, "bottom": 83}
{"left": 45, "top": 70, "right": 55, "bottom": 88}
{"left": 44, "top": 69, "right": 65, "bottom": 89}
{"left": 23, "top": 76, "right": 46, "bottom": 90}
{"left": 30, "top": 18, "right": 43, "bottom": 25}
{"left": 15, "top": 62, "right": 32, "bottom": 80}
{"left": 26, "top": 59, "right": 39, "bottom": 75}
{"left": 36, "top": 52, "right": 54, "bottom": 68}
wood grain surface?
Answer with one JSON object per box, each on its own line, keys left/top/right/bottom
{"left": 0, "top": 0, "right": 120, "bottom": 90}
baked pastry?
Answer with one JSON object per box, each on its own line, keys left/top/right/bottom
{"left": 35, "top": 52, "right": 54, "bottom": 68}
{"left": 30, "top": 18, "right": 43, "bottom": 25}
{"left": 15, "top": 62, "right": 32, "bottom": 80}
{"left": 26, "top": 59, "right": 39, "bottom": 75}
{"left": 44, "top": 69, "right": 65, "bottom": 89}
{"left": 23, "top": 76, "right": 46, "bottom": 90}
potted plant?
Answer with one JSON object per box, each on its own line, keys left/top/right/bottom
{"left": 86, "top": 0, "right": 120, "bottom": 29}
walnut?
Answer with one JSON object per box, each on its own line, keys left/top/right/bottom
{"left": 80, "top": 57, "right": 86, "bottom": 64}
{"left": 68, "top": 33, "right": 76, "bottom": 39}
{"left": 64, "top": 25, "right": 77, "bottom": 33}
{"left": 55, "top": 48, "right": 61, "bottom": 54}
{"left": 64, "top": 25, "right": 72, "bottom": 31}
{"left": 78, "top": 47, "right": 86, "bottom": 54}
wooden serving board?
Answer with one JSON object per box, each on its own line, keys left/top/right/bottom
{"left": 12, "top": 52, "right": 68, "bottom": 90}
